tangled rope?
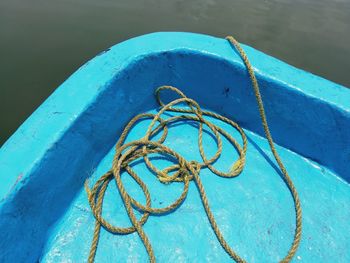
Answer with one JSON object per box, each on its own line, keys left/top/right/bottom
{"left": 85, "top": 36, "right": 302, "bottom": 263}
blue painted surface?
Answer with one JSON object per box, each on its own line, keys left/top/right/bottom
{"left": 0, "top": 32, "right": 349, "bottom": 262}
{"left": 41, "top": 117, "right": 350, "bottom": 262}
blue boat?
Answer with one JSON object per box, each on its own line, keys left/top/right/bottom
{"left": 0, "top": 32, "right": 349, "bottom": 262}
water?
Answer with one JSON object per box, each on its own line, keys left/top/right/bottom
{"left": 1, "top": 0, "right": 349, "bottom": 145}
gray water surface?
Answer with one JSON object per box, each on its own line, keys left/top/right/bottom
{"left": 1, "top": 0, "right": 350, "bottom": 145}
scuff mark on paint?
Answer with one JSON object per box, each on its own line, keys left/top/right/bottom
{"left": 0, "top": 173, "right": 24, "bottom": 203}
{"left": 97, "top": 48, "right": 111, "bottom": 57}
{"left": 222, "top": 87, "right": 230, "bottom": 97}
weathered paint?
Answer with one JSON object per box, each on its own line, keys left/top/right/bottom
{"left": 0, "top": 32, "right": 349, "bottom": 262}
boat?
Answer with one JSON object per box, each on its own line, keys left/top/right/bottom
{"left": 0, "top": 32, "right": 349, "bottom": 262}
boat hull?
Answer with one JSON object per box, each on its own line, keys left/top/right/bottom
{"left": 0, "top": 32, "right": 349, "bottom": 262}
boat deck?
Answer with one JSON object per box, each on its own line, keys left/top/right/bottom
{"left": 40, "top": 109, "right": 350, "bottom": 262}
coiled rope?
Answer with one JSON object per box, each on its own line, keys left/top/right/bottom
{"left": 85, "top": 36, "right": 302, "bottom": 263}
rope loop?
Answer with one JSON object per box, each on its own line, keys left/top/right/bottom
{"left": 85, "top": 36, "right": 302, "bottom": 263}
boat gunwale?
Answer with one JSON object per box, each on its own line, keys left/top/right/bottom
{"left": 0, "top": 32, "right": 349, "bottom": 262}
{"left": 1, "top": 32, "right": 349, "bottom": 202}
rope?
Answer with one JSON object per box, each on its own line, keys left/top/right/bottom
{"left": 85, "top": 36, "right": 302, "bottom": 263}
